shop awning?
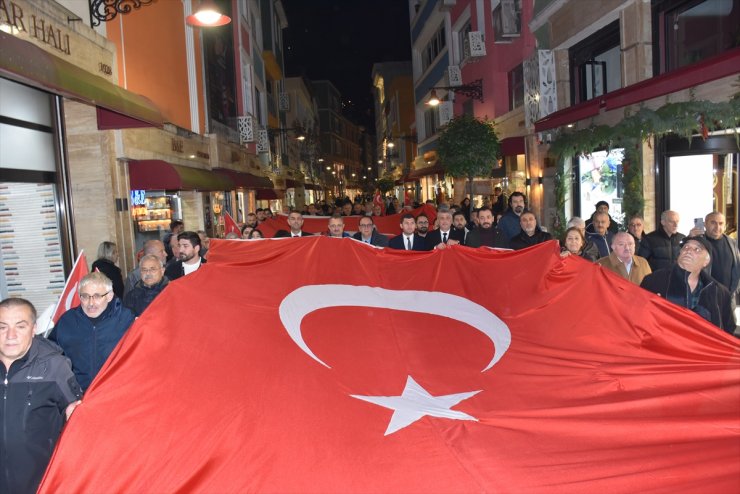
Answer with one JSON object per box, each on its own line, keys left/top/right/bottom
{"left": 129, "top": 160, "right": 233, "bottom": 191}
{"left": 304, "top": 183, "right": 323, "bottom": 191}
{"left": 256, "top": 189, "right": 284, "bottom": 200}
{"left": 285, "top": 179, "right": 300, "bottom": 188}
{"left": 407, "top": 162, "right": 446, "bottom": 180}
{"left": 501, "top": 136, "right": 525, "bottom": 155}
{"left": 213, "top": 168, "right": 274, "bottom": 189}
{"left": 0, "top": 31, "right": 163, "bottom": 127}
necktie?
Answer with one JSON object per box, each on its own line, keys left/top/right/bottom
{"left": 406, "top": 237, "right": 412, "bottom": 250}
{"left": 442, "top": 232, "right": 447, "bottom": 243}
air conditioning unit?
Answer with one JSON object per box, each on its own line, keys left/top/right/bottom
{"left": 493, "top": 0, "right": 522, "bottom": 43}
{"left": 468, "top": 31, "right": 486, "bottom": 57}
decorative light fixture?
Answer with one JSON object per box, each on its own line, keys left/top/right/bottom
{"left": 427, "top": 79, "right": 484, "bottom": 105}
{"left": 387, "top": 141, "right": 395, "bottom": 148}
{"left": 91, "top": 0, "right": 155, "bottom": 26}
{"left": 186, "top": 0, "right": 231, "bottom": 27}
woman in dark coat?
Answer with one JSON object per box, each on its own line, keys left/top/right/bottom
{"left": 91, "top": 241, "right": 125, "bottom": 298}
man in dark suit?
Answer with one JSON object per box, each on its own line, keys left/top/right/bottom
{"left": 426, "top": 208, "right": 460, "bottom": 250}
{"left": 274, "top": 211, "right": 313, "bottom": 238}
{"left": 388, "top": 213, "right": 429, "bottom": 251}
{"left": 352, "top": 216, "right": 389, "bottom": 247}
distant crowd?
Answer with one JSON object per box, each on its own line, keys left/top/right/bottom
{"left": 1, "top": 189, "right": 738, "bottom": 491}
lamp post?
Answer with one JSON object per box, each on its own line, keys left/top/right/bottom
{"left": 427, "top": 79, "right": 484, "bottom": 105}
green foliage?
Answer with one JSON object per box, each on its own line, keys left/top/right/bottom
{"left": 549, "top": 95, "right": 739, "bottom": 225}
{"left": 438, "top": 115, "right": 501, "bottom": 181}
{"left": 376, "top": 173, "right": 396, "bottom": 194}
{"left": 622, "top": 144, "right": 643, "bottom": 220}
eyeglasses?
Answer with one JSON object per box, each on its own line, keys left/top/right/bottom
{"left": 79, "top": 291, "right": 110, "bottom": 303}
{"left": 140, "top": 267, "right": 161, "bottom": 274}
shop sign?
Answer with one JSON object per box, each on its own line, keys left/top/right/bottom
{"left": 130, "top": 189, "right": 146, "bottom": 206}
{"left": 0, "top": 0, "right": 71, "bottom": 55}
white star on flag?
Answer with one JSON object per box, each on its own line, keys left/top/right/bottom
{"left": 350, "top": 376, "right": 481, "bottom": 436}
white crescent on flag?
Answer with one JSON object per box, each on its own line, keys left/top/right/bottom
{"left": 279, "top": 284, "right": 511, "bottom": 371}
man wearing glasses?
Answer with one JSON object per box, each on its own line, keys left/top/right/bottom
{"left": 352, "top": 216, "right": 389, "bottom": 247}
{"left": 49, "top": 271, "right": 135, "bottom": 390}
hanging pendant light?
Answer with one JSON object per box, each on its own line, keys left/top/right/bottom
{"left": 186, "top": 0, "right": 232, "bottom": 27}
{"left": 427, "top": 89, "right": 441, "bottom": 106}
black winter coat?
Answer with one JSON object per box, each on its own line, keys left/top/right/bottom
{"left": 0, "top": 338, "right": 81, "bottom": 493}
{"left": 640, "top": 265, "right": 736, "bottom": 335}
{"left": 123, "top": 277, "right": 169, "bottom": 317}
{"left": 638, "top": 229, "right": 686, "bottom": 271}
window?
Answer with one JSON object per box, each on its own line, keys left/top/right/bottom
{"left": 568, "top": 21, "right": 621, "bottom": 105}
{"left": 655, "top": 0, "right": 740, "bottom": 73}
{"left": 421, "top": 24, "right": 447, "bottom": 72}
{"left": 424, "top": 106, "right": 439, "bottom": 138}
{"left": 508, "top": 64, "right": 524, "bottom": 111}
{"left": 458, "top": 20, "right": 473, "bottom": 61}
{"left": 492, "top": 0, "right": 522, "bottom": 42}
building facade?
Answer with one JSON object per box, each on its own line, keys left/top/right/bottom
{"left": 408, "top": 0, "right": 739, "bottom": 236}
{"left": 0, "top": 0, "right": 288, "bottom": 311}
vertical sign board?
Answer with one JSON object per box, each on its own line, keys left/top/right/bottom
{"left": 0, "top": 183, "right": 65, "bottom": 309}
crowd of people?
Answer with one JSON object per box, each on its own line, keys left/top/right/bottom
{"left": 1, "top": 190, "right": 737, "bottom": 491}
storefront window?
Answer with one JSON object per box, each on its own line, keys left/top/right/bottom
{"left": 660, "top": 135, "right": 738, "bottom": 235}
{"left": 578, "top": 149, "right": 624, "bottom": 223}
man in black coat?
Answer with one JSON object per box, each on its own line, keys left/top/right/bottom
{"left": 641, "top": 236, "right": 736, "bottom": 335}
{"left": 510, "top": 211, "right": 553, "bottom": 250}
{"left": 638, "top": 210, "right": 685, "bottom": 271}
{"left": 274, "top": 211, "right": 313, "bottom": 238}
{"left": 465, "top": 207, "right": 509, "bottom": 249}
{"left": 123, "top": 254, "right": 169, "bottom": 317}
{"left": 0, "top": 298, "right": 82, "bottom": 493}
{"left": 388, "top": 213, "right": 428, "bottom": 251}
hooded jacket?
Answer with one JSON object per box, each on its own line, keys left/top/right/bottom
{"left": 0, "top": 337, "right": 82, "bottom": 493}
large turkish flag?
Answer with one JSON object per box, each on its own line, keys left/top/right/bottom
{"left": 40, "top": 239, "right": 739, "bottom": 493}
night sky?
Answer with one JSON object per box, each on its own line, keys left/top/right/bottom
{"left": 281, "top": 0, "right": 412, "bottom": 131}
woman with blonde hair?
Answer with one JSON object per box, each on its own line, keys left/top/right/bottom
{"left": 91, "top": 241, "right": 125, "bottom": 298}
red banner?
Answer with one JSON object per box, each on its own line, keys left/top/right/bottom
{"left": 40, "top": 240, "right": 740, "bottom": 493}
{"left": 257, "top": 204, "right": 437, "bottom": 237}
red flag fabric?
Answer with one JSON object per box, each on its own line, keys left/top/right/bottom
{"left": 223, "top": 211, "right": 241, "bottom": 236}
{"left": 258, "top": 204, "right": 437, "bottom": 238}
{"left": 373, "top": 192, "right": 385, "bottom": 215}
{"left": 40, "top": 240, "right": 739, "bottom": 493}
{"left": 51, "top": 251, "right": 89, "bottom": 324}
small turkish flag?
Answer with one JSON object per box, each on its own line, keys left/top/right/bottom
{"left": 51, "top": 251, "right": 88, "bottom": 324}
{"left": 223, "top": 211, "right": 240, "bottom": 236}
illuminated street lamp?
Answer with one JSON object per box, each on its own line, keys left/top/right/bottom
{"left": 186, "top": 0, "right": 232, "bottom": 27}
{"left": 427, "top": 79, "right": 484, "bottom": 106}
